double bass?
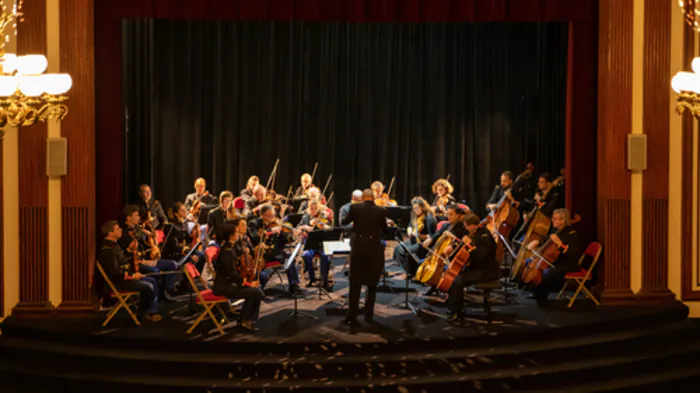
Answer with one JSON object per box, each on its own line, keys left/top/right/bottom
{"left": 521, "top": 214, "right": 581, "bottom": 286}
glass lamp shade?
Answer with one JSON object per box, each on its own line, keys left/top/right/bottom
{"left": 43, "top": 73, "right": 72, "bottom": 95}
{"left": 0, "top": 75, "right": 17, "bottom": 96}
{"left": 17, "top": 75, "right": 45, "bottom": 96}
{"left": 16, "top": 55, "right": 48, "bottom": 75}
{"left": 1, "top": 53, "right": 17, "bottom": 74}
{"left": 671, "top": 71, "right": 700, "bottom": 93}
{"left": 692, "top": 57, "right": 700, "bottom": 74}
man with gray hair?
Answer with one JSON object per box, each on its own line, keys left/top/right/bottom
{"left": 338, "top": 189, "right": 363, "bottom": 227}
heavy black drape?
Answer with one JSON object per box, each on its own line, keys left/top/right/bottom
{"left": 123, "top": 20, "right": 567, "bottom": 216}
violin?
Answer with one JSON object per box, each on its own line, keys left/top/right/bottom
{"left": 190, "top": 191, "right": 209, "bottom": 218}
{"left": 375, "top": 193, "right": 397, "bottom": 207}
{"left": 127, "top": 230, "right": 142, "bottom": 271}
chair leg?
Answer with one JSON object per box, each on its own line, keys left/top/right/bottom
{"left": 556, "top": 281, "right": 568, "bottom": 300}
{"left": 276, "top": 269, "right": 287, "bottom": 292}
{"left": 567, "top": 279, "right": 586, "bottom": 308}
{"left": 581, "top": 286, "right": 601, "bottom": 306}
{"left": 102, "top": 303, "right": 122, "bottom": 327}
{"left": 121, "top": 296, "right": 141, "bottom": 326}
{"left": 187, "top": 304, "right": 210, "bottom": 334}
{"left": 215, "top": 304, "right": 231, "bottom": 324}
{"left": 205, "top": 303, "right": 226, "bottom": 335}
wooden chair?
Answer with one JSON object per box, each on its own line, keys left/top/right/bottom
{"left": 556, "top": 242, "right": 602, "bottom": 307}
{"left": 183, "top": 262, "right": 232, "bottom": 335}
{"left": 96, "top": 263, "right": 140, "bottom": 327}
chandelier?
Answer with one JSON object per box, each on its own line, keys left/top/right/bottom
{"left": 0, "top": 0, "right": 72, "bottom": 140}
{"left": 680, "top": 0, "right": 700, "bottom": 32}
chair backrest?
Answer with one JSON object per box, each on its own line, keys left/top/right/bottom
{"left": 325, "top": 207, "right": 334, "bottom": 225}
{"left": 457, "top": 203, "right": 470, "bottom": 213}
{"left": 578, "top": 242, "right": 602, "bottom": 280}
{"left": 436, "top": 220, "right": 449, "bottom": 231}
{"left": 233, "top": 197, "right": 246, "bottom": 210}
{"left": 96, "top": 262, "right": 120, "bottom": 296}
{"left": 184, "top": 262, "right": 210, "bottom": 295}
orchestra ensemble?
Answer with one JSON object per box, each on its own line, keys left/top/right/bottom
{"left": 95, "top": 162, "right": 579, "bottom": 332}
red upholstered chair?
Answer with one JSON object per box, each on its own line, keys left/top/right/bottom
{"left": 436, "top": 221, "right": 450, "bottom": 232}
{"left": 324, "top": 207, "right": 334, "bottom": 226}
{"left": 95, "top": 262, "right": 140, "bottom": 327}
{"left": 233, "top": 196, "right": 246, "bottom": 211}
{"left": 556, "top": 242, "right": 602, "bottom": 308}
{"left": 457, "top": 203, "right": 470, "bottom": 213}
{"left": 183, "top": 262, "right": 231, "bottom": 335}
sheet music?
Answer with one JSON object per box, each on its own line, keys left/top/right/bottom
{"left": 323, "top": 239, "right": 351, "bottom": 255}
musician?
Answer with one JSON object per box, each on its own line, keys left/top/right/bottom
{"left": 135, "top": 184, "right": 168, "bottom": 230}
{"left": 527, "top": 173, "right": 562, "bottom": 219}
{"left": 343, "top": 189, "right": 389, "bottom": 325}
{"left": 298, "top": 186, "right": 322, "bottom": 212}
{"left": 431, "top": 178, "right": 455, "bottom": 217}
{"left": 162, "top": 202, "right": 205, "bottom": 271}
{"left": 185, "top": 178, "right": 217, "bottom": 221}
{"left": 525, "top": 208, "right": 581, "bottom": 306}
{"left": 298, "top": 199, "right": 333, "bottom": 289}
{"left": 371, "top": 181, "right": 397, "bottom": 207}
{"left": 485, "top": 171, "right": 514, "bottom": 211}
{"left": 119, "top": 205, "right": 180, "bottom": 301}
{"left": 339, "top": 190, "right": 363, "bottom": 227}
{"left": 248, "top": 204, "right": 302, "bottom": 295}
{"left": 293, "top": 173, "right": 315, "bottom": 200}
{"left": 213, "top": 219, "right": 264, "bottom": 332}
{"left": 393, "top": 197, "right": 437, "bottom": 277}
{"left": 446, "top": 213, "right": 500, "bottom": 321}
{"left": 207, "top": 191, "right": 233, "bottom": 242}
{"left": 422, "top": 204, "right": 467, "bottom": 250}
{"left": 240, "top": 175, "right": 260, "bottom": 203}
{"left": 95, "top": 220, "right": 162, "bottom": 322}
{"left": 244, "top": 185, "right": 267, "bottom": 217}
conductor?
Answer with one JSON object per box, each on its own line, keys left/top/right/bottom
{"left": 342, "top": 189, "right": 389, "bottom": 325}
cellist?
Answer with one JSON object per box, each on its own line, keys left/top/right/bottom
{"left": 524, "top": 208, "right": 581, "bottom": 306}
{"left": 446, "top": 213, "right": 500, "bottom": 322}
{"left": 420, "top": 204, "right": 467, "bottom": 296}
{"left": 525, "top": 173, "right": 562, "bottom": 220}
{"left": 213, "top": 218, "right": 264, "bottom": 332}
{"left": 485, "top": 171, "right": 515, "bottom": 212}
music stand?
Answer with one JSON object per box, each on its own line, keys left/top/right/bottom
{"left": 303, "top": 228, "right": 344, "bottom": 301}
{"left": 284, "top": 213, "right": 304, "bottom": 228}
{"left": 390, "top": 240, "right": 420, "bottom": 314}
{"left": 286, "top": 239, "right": 318, "bottom": 319}
{"left": 386, "top": 206, "right": 411, "bottom": 229}
{"left": 376, "top": 226, "right": 401, "bottom": 293}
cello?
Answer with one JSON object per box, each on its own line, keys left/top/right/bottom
{"left": 436, "top": 241, "right": 474, "bottom": 293}
{"left": 415, "top": 231, "right": 456, "bottom": 287}
{"left": 521, "top": 214, "right": 581, "bottom": 286}
{"left": 510, "top": 174, "right": 565, "bottom": 281}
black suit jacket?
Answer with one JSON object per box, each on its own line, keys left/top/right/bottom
{"left": 460, "top": 227, "right": 500, "bottom": 283}
{"left": 344, "top": 201, "right": 388, "bottom": 286}
{"left": 338, "top": 202, "right": 352, "bottom": 227}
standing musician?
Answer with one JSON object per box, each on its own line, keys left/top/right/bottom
{"left": 525, "top": 208, "right": 581, "bottom": 306}
{"left": 431, "top": 178, "right": 455, "bottom": 218}
{"left": 525, "top": 172, "right": 562, "bottom": 220}
{"left": 371, "top": 181, "right": 397, "bottom": 207}
{"left": 213, "top": 218, "right": 264, "bottom": 332}
{"left": 293, "top": 173, "right": 315, "bottom": 200}
{"left": 339, "top": 190, "right": 363, "bottom": 227}
{"left": 185, "top": 177, "right": 218, "bottom": 221}
{"left": 240, "top": 175, "right": 260, "bottom": 203}
{"left": 485, "top": 171, "right": 515, "bottom": 212}
{"left": 120, "top": 205, "right": 180, "bottom": 301}
{"left": 342, "top": 189, "right": 389, "bottom": 325}
{"left": 95, "top": 220, "right": 162, "bottom": 322}
{"left": 297, "top": 199, "right": 333, "bottom": 290}
{"left": 248, "top": 204, "right": 302, "bottom": 295}
{"left": 244, "top": 185, "right": 267, "bottom": 218}
{"left": 446, "top": 213, "right": 500, "bottom": 321}
{"left": 162, "top": 202, "right": 204, "bottom": 271}
{"left": 393, "top": 197, "right": 437, "bottom": 277}
{"left": 135, "top": 184, "right": 168, "bottom": 231}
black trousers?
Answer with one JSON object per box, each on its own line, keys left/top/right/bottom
{"left": 446, "top": 274, "right": 480, "bottom": 314}
{"left": 120, "top": 279, "right": 158, "bottom": 316}
{"left": 214, "top": 284, "right": 264, "bottom": 322}
{"left": 532, "top": 268, "right": 568, "bottom": 300}
{"left": 393, "top": 241, "right": 427, "bottom": 277}
{"left": 347, "top": 281, "right": 377, "bottom": 321}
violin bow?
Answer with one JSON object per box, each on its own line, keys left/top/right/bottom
{"left": 386, "top": 176, "right": 395, "bottom": 198}
{"left": 326, "top": 191, "right": 335, "bottom": 206}
{"left": 310, "top": 162, "right": 318, "bottom": 184}
{"left": 321, "top": 173, "right": 333, "bottom": 199}
{"left": 265, "top": 158, "right": 280, "bottom": 190}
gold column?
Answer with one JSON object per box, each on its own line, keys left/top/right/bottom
{"left": 629, "top": 0, "right": 644, "bottom": 293}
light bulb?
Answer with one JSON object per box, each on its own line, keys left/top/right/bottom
{"left": 43, "top": 73, "right": 72, "bottom": 95}
{"left": 672, "top": 71, "right": 695, "bottom": 93}
{"left": 0, "top": 75, "right": 17, "bottom": 96}
{"left": 16, "top": 54, "right": 48, "bottom": 75}
{"left": 17, "top": 75, "right": 45, "bottom": 96}
{"left": 1, "top": 53, "right": 17, "bottom": 74}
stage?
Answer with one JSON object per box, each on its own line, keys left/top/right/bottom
{"left": 2, "top": 257, "right": 700, "bottom": 392}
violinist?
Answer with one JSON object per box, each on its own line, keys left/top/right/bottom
{"left": 206, "top": 191, "right": 233, "bottom": 242}
{"left": 213, "top": 219, "right": 264, "bottom": 332}
{"left": 185, "top": 178, "right": 217, "bottom": 223}
{"left": 240, "top": 176, "right": 260, "bottom": 204}
{"left": 339, "top": 190, "right": 363, "bottom": 227}
{"left": 96, "top": 220, "right": 162, "bottom": 322}
{"left": 525, "top": 208, "right": 581, "bottom": 306}
{"left": 119, "top": 205, "right": 180, "bottom": 301}
{"left": 446, "top": 213, "right": 499, "bottom": 322}
{"left": 431, "top": 179, "right": 455, "bottom": 218}
{"left": 298, "top": 199, "right": 333, "bottom": 290}
{"left": 293, "top": 173, "right": 315, "bottom": 200}
{"left": 393, "top": 197, "right": 437, "bottom": 277}
{"left": 485, "top": 171, "right": 514, "bottom": 212}
{"left": 135, "top": 184, "right": 168, "bottom": 231}
{"left": 297, "top": 186, "right": 322, "bottom": 212}
{"left": 371, "top": 181, "right": 397, "bottom": 207}
{"left": 244, "top": 185, "right": 267, "bottom": 218}
{"left": 162, "top": 202, "right": 204, "bottom": 271}
{"left": 248, "top": 204, "right": 302, "bottom": 295}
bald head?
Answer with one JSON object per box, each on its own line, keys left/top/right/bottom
{"left": 351, "top": 189, "right": 363, "bottom": 203}
{"left": 362, "top": 189, "right": 374, "bottom": 201}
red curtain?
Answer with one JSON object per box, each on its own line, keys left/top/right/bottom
{"left": 95, "top": 0, "right": 598, "bottom": 242}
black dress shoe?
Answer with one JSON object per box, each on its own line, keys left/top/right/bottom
{"left": 240, "top": 320, "right": 259, "bottom": 332}
{"left": 342, "top": 318, "right": 359, "bottom": 326}
{"left": 364, "top": 315, "right": 375, "bottom": 324}
{"left": 446, "top": 312, "right": 466, "bottom": 322}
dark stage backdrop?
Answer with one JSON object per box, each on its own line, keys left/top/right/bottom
{"left": 123, "top": 20, "right": 567, "bottom": 216}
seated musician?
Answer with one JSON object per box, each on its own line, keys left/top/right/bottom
{"left": 371, "top": 181, "right": 397, "bottom": 207}
{"left": 120, "top": 205, "right": 180, "bottom": 301}
{"left": 240, "top": 175, "right": 260, "bottom": 203}
{"left": 420, "top": 204, "right": 467, "bottom": 295}
{"left": 213, "top": 218, "right": 264, "bottom": 332}
{"left": 446, "top": 213, "right": 500, "bottom": 321}
{"left": 95, "top": 220, "right": 162, "bottom": 322}
{"left": 293, "top": 173, "right": 315, "bottom": 201}
{"left": 135, "top": 184, "right": 168, "bottom": 231}
{"left": 298, "top": 186, "right": 322, "bottom": 212}
{"left": 297, "top": 199, "right": 333, "bottom": 290}
{"left": 393, "top": 197, "right": 437, "bottom": 277}
{"left": 244, "top": 185, "right": 267, "bottom": 218}
{"left": 431, "top": 178, "right": 455, "bottom": 219}
{"left": 162, "top": 202, "right": 205, "bottom": 271}
{"left": 525, "top": 172, "right": 562, "bottom": 220}
{"left": 248, "top": 204, "right": 302, "bottom": 295}
{"left": 205, "top": 191, "right": 234, "bottom": 262}
{"left": 185, "top": 177, "right": 217, "bottom": 221}
{"left": 339, "top": 190, "right": 363, "bottom": 227}
{"left": 525, "top": 208, "right": 581, "bottom": 306}
{"left": 485, "top": 171, "right": 514, "bottom": 212}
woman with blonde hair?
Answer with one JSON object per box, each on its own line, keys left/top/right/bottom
{"left": 393, "top": 197, "right": 437, "bottom": 277}
{"left": 431, "top": 178, "right": 455, "bottom": 219}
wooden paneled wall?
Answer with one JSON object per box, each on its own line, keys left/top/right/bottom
{"left": 0, "top": 130, "right": 3, "bottom": 317}
{"left": 57, "top": 0, "right": 96, "bottom": 313}
{"left": 13, "top": 0, "right": 52, "bottom": 315}
{"left": 597, "top": 0, "right": 636, "bottom": 304}
{"left": 639, "top": 0, "right": 674, "bottom": 303}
